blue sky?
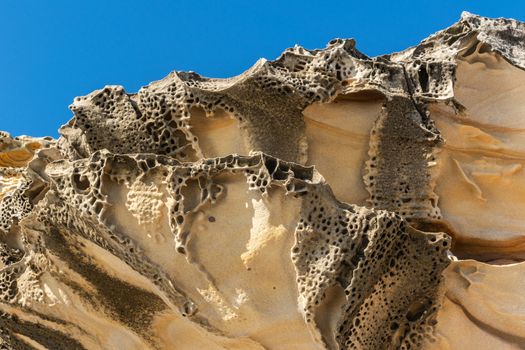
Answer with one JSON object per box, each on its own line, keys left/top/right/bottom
{"left": 1, "top": 1, "right": 524, "bottom": 138}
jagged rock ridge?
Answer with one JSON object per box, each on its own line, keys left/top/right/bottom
{"left": 1, "top": 12, "right": 525, "bottom": 349}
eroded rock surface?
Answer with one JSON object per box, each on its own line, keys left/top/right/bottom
{"left": 1, "top": 12, "right": 524, "bottom": 349}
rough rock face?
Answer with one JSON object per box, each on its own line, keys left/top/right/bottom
{"left": 1, "top": 12, "right": 524, "bottom": 349}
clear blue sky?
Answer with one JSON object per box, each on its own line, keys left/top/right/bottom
{"left": 1, "top": 1, "right": 524, "bottom": 138}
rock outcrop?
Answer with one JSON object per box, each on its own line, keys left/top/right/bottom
{"left": 1, "top": 12, "right": 524, "bottom": 349}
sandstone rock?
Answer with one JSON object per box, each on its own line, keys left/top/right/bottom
{"left": 1, "top": 12, "right": 524, "bottom": 349}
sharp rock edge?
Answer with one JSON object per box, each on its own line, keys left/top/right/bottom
{"left": 1, "top": 12, "right": 525, "bottom": 350}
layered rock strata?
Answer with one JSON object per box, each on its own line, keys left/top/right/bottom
{"left": 1, "top": 12, "right": 524, "bottom": 349}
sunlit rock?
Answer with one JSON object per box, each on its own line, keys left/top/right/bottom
{"left": 1, "top": 12, "right": 524, "bottom": 350}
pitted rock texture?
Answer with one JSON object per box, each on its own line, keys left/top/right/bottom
{"left": 1, "top": 12, "right": 525, "bottom": 350}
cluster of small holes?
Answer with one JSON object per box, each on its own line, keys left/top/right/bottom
{"left": 292, "top": 191, "right": 368, "bottom": 323}
{"left": 0, "top": 264, "right": 22, "bottom": 303}
{"left": 270, "top": 39, "right": 409, "bottom": 102}
{"left": 405, "top": 60, "right": 455, "bottom": 100}
{"left": 245, "top": 167, "right": 271, "bottom": 194}
{"left": 50, "top": 157, "right": 108, "bottom": 220}
{"left": 335, "top": 223, "right": 449, "bottom": 349}
{"left": 364, "top": 97, "right": 442, "bottom": 220}
{"left": 0, "top": 243, "right": 23, "bottom": 266}
{"left": 409, "top": 12, "right": 525, "bottom": 82}
{"left": 65, "top": 84, "right": 200, "bottom": 161}
{"left": 0, "top": 178, "right": 33, "bottom": 234}
{"left": 291, "top": 187, "right": 450, "bottom": 349}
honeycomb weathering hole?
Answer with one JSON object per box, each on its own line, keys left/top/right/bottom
{"left": 1, "top": 12, "right": 525, "bottom": 350}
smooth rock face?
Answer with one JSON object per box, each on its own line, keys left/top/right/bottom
{"left": 1, "top": 12, "right": 524, "bottom": 350}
